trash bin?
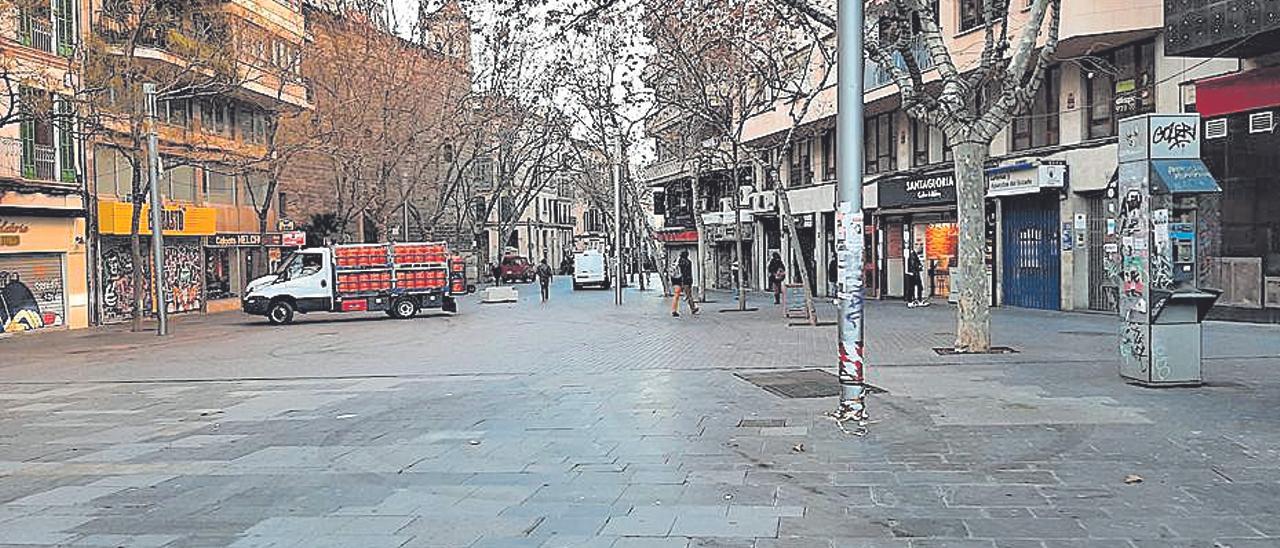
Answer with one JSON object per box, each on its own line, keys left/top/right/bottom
{"left": 1124, "top": 288, "right": 1220, "bottom": 387}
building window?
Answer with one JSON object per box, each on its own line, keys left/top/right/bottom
{"left": 942, "top": 132, "right": 953, "bottom": 162}
{"left": 788, "top": 139, "right": 812, "bottom": 186}
{"left": 1087, "top": 41, "right": 1156, "bottom": 139}
{"left": 238, "top": 106, "right": 267, "bottom": 144}
{"left": 1012, "top": 66, "right": 1061, "bottom": 151}
{"left": 959, "top": 0, "right": 988, "bottom": 32}
{"left": 161, "top": 160, "right": 196, "bottom": 202}
{"left": 911, "top": 118, "right": 930, "bottom": 167}
{"left": 201, "top": 99, "right": 235, "bottom": 137}
{"left": 820, "top": 129, "right": 836, "bottom": 181}
{"left": 93, "top": 146, "right": 134, "bottom": 197}
{"left": 240, "top": 171, "right": 271, "bottom": 209}
{"left": 865, "top": 112, "right": 897, "bottom": 174}
{"left": 160, "top": 99, "right": 190, "bottom": 129}
{"left": 442, "top": 143, "right": 454, "bottom": 163}
{"left": 203, "top": 168, "right": 236, "bottom": 204}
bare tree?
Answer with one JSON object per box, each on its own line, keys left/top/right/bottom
{"left": 75, "top": 0, "right": 261, "bottom": 331}
{"left": 645, "top": 0, "right": 833, "bottom": 323}
{"left": 778, "top": 0, "right": 1063, "bottom": 351}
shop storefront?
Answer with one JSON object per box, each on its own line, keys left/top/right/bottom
{"left": 875, "top": 171, "right": 996, "bottom": 304}
{"left": 96, "top": 202, "right": 216, "bottom": 323}
{"left": 987, "top": 161, "right": 1067, "bottom": 310}
{"left": 0, "top": 214, "right": 89, "bottom": 333}
{"left": 206, "top": 231, "right": 306, "bottom": 303}
{"left": 655, "top": 228, "right": 700, "bottom": 287}
{"left": 1196, "top": 68, "right": 1280, "bottom": 318}
{"left": 701, "top": 212, "right": 754, "bottom": 290}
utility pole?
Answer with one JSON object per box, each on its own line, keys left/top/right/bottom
{"left": 834, "top": 0, "right": 866, "bottom": 430}
{"left": 144, "top": 83, "right": 168, "bottom": 336}
{"left": 613, "top": 139, "right": 624, "bottom": 305}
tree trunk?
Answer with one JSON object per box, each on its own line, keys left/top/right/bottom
{"left": 732, "top": 152, "right": 747, "bottom": 310}
{"left": 952, "top": 141, "right": 991, "bottom": 352}
{"left": 688, "top": 165, "right": 709, "bottom": 302}
{"left": 774, "top": 182, "right": 818, "bottom": 325}
{"left": 128, "top": 168, "right": 145, "bottom": 332}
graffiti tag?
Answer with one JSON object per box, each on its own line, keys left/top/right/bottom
{"left": 1152, "top": 121, "right": 1197, "bottom": 150}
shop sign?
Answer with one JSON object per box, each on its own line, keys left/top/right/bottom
{"left": 277, "top": 219, "right": 296, "bottom": 231}
{"left": 211, "top": 233, "right": 286, "bottom": 247}
{"left": 282, "top": 231, "right": 306, "bottom": 247}
{"left": 0, "top": 219, "right": 29, "bottom": 247}
{"left": 98, "top": 202, "right": 216, "bottom": 236}
{"left": 986, "top": 161, "right": 1067, "bottom": 198}
{"left": 879, "top": 172, "right": 956, "bottom": 208}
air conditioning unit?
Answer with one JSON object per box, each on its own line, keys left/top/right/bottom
{"left": 1205, "top": 118, "right": 1228, "bottom": 140}
{"left": 720, "top": 197, "right": 735, "bottom": 212}
{"left": 749, "top": 191, "right": 777, "bottom": 214}
{"left": 1249, "top": 111, "right": 1274, "bottom": 134}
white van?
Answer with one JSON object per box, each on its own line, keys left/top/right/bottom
{"left": 572, "top": 250, "right": 610, "bottom": 290}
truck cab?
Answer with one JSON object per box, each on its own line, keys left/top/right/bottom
{"left": 242, "top": 247, "right": 335, "bottom": 324}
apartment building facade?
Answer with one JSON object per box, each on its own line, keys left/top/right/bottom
{"left": 88, "top": 0, "right": 311, "bottom": 322}
{"left": 0, "top": 0, "right": 90, "bottom": 334}
{"left": 739, "top": 0, "right": 1236, "bottom": 312}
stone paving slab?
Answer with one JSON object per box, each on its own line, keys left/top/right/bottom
{"left": 1, "top": 280, "right": 1279, "bottom": 547}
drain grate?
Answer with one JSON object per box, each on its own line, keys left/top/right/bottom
{"left": 737, "top": 418, "right": 786, "bottom": 428}
{"left": 736, "top": 369, "right": 887, "bottom": 399}
{"left": 932, "top": 346, "right": 1019, "bottom": 355}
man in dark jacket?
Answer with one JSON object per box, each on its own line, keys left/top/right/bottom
{"left": 536, "top": 258, "right": 554, "bottom": 303}
{"left": 671, "top": 250, "right": 700, "bottom": 317}
{"left": 767, "top": 252, "right": 786, "bottom": 305}
{"left": 906, "top": 248, "right": 928, "bottom": 307}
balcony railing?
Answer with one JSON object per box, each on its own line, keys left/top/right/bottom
{"left": 865, "top": 39, "right": 935, "bottom": 91}
{"left": 0, "top": 137, "right": 58, "bottom": 183}
{"left": 17, "top": 15, "right": 54, "bottom": 54}
{"left": 638, "top": 159, "right": 690, "bottom": 183}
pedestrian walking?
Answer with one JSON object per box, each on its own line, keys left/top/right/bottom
{"left": 536, "top": 258, "right": 554, "bottom": 303}
{"left": 906, "top": 248, "right": 929, "bottom": 307}
{"left": 827, "top": 254, "right": 839, "bottom": 303}
{"left": 767, "top": 252, "right": 786, "bottom": 305}
{"left": 670, "top": 250, "right": 700, "bottom": 317}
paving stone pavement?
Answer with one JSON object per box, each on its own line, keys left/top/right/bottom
{"left": 1, "top": 278, "right": 1279, "bottom": 547}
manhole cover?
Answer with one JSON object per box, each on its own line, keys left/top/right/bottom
{"left": 738, "top": 418, "right": 786, "bottom": 428}
{"left": 735, "top": 369, "right": 887, "bottom": 399}
{"left": 932, "top": 346, "right": 1019, "bottom": 355}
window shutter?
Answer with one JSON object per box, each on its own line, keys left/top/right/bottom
{"left": 56, "top": 99, "right": 76, "bottom": 184}
{"left": 19, "top": 116, "right": 36, "bottom": 180}
{"left": 54, "top": 0, "right": 74, "bottom": 57}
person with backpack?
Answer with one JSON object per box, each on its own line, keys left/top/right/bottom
{"left": 536, "top": 258, "right": 554, "bottom": 303}
{"left": 671, "top": 250, "right": 700, "bottom": 317}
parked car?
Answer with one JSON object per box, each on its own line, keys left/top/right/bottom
{"left": 500, "top": 255, "right": 535, "bottom": 283}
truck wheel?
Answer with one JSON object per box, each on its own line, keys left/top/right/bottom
{"left": 392, "top": 298, "right": 418, "bottom": 319}
{"left": 268, "top": 300, "right": 295, "bottom": 325}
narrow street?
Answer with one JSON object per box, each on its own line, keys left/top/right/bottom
{"left": 2, "top": 281, "right": 1280, "bottom": 547}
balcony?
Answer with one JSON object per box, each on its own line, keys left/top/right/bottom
{"left": 0, "top": 137, "right": 72, "bottom": 188}
{"left": 1165, "top": 0, "right": 1280, "bottom": 58}
{"left": 865, "top": 39, "right": 935, "bottom": 91}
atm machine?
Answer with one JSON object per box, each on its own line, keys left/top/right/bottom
{"left": 1114, "top": 114, "right": 1221, "bottom": 387}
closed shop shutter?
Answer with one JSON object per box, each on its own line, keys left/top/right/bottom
{"left": 0, "top": 253, "right": 66, "bottom": 333}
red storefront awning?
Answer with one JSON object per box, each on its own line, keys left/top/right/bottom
{"left": 1196, "top": 66, "right": 1280, "bottom": 117}
{"left": 655, "top": 229, "right": 698, "bottom": 243}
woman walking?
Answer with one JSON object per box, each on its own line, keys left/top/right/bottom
{"left": 671, "top": 250, "right": 700, "bottom": 317}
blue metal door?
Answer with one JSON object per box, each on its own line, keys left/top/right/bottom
{"left": 1002, "top": 192, "right": 1061, "bottom": 310}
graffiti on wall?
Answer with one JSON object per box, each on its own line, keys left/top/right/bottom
{"left": 100, "top": 238, "right": 203, "bottom": 322}
{"left": 0, "top": 267, "right": 63, "bottom": 333}
{"left": 101, "top": 242, "right": 137, "bottom": 323}
{"left": 164, "top": 243, "right": 202, "bottom": 313}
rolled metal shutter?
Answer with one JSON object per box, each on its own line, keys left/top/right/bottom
{"left": 0, "top": 253, "right": 66, "bottom": 333}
